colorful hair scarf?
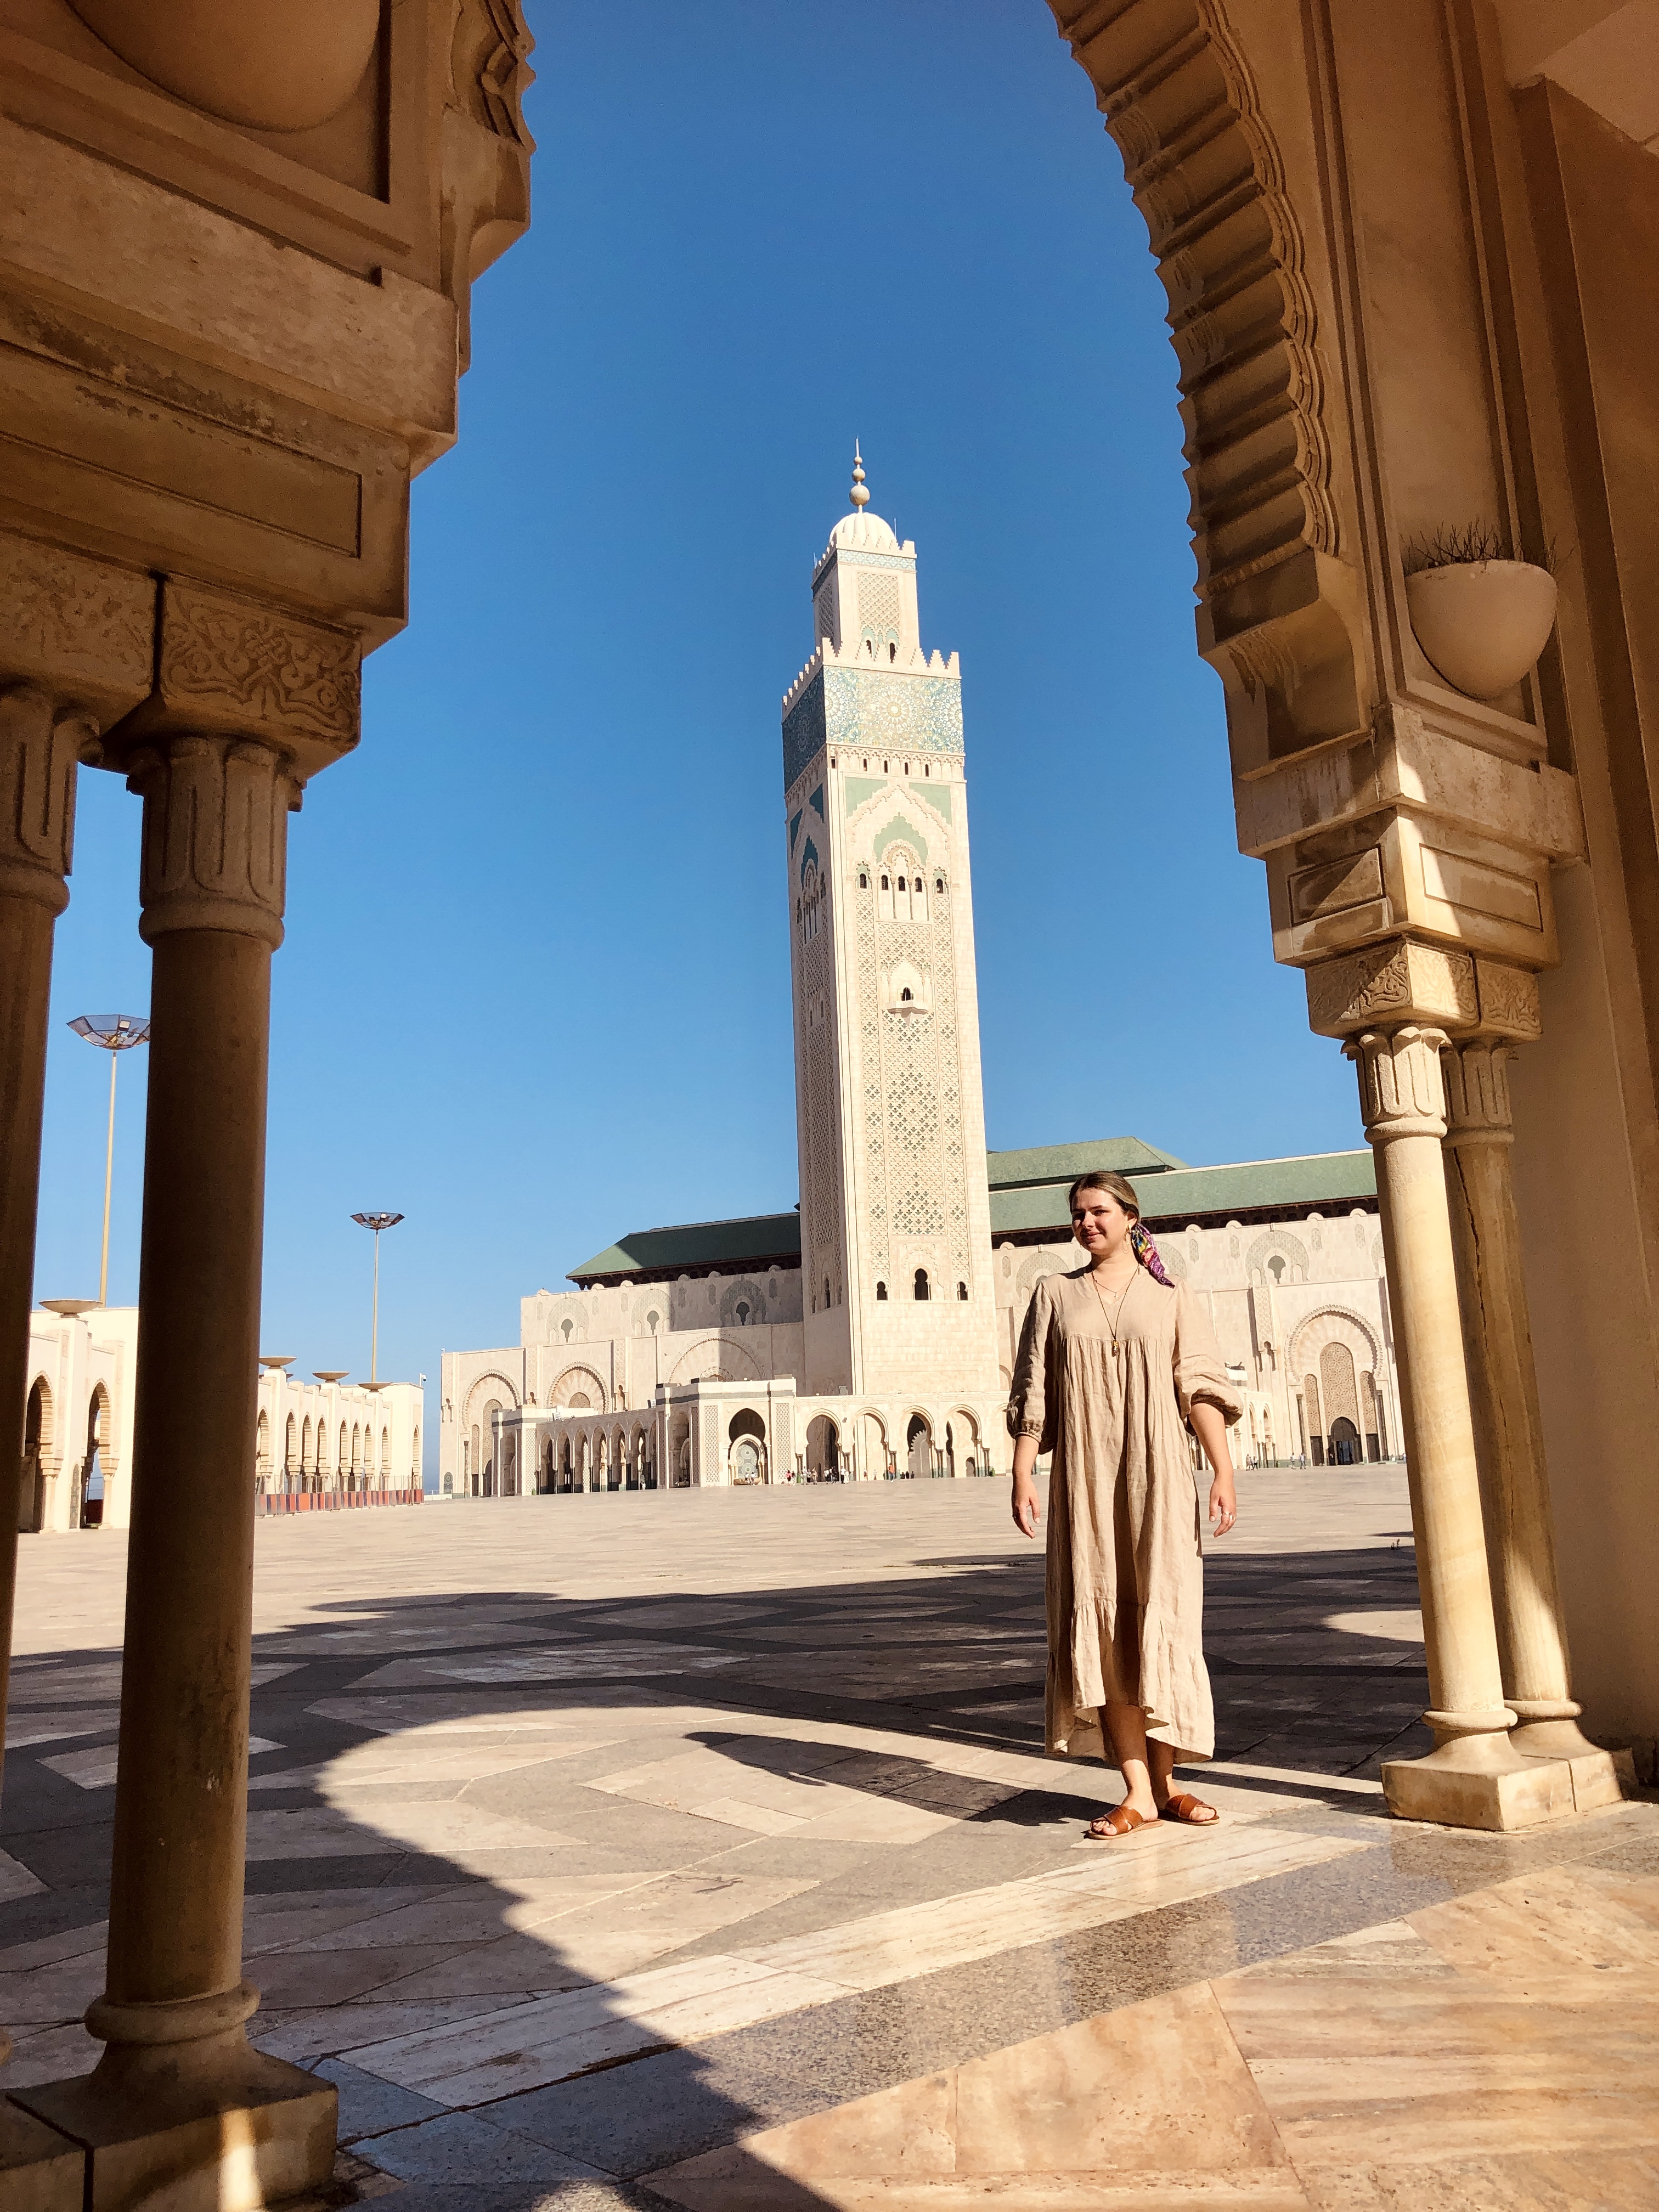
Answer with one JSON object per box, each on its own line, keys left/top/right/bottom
{"left": 1129, "top": 1220, "right": 1174, "bottom": 1287}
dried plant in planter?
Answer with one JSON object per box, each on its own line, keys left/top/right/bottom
{"left": 1401, "top": 523, "right": 1558, "bottom": 698}
{"left": 1402, "top": 522, "right": 1553, "bottom": 577}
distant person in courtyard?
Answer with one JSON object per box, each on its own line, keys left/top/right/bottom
{"left": 1008, "top": 1169, "right": 1242, "bottom": 1838}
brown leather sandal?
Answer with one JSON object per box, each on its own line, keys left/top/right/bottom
{"left": 1085, "top": 1805, "right": 1151, "bottom": 1839}
{"left": 1159, "top": 1792, "right": 1220, "bottom": 1825}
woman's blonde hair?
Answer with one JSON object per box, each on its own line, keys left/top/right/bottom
{"left": 1068, "top": 1169, "right": 1175, "bottom": 1286}
{"left": 1068, "top": 1169, "right": 1140, "bottom": 1220}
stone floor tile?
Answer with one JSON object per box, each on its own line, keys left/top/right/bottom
{"left": 952, "top": 1983, "right": 1290, "bottom": 2177}
{"left": 314, "top": 2056, "right": 449, "bottom": 2143}
{"left": 351, "top": 2108, "right": 616, "bottom": 2190}
{"left": 493, "top": 2042, "right": 838, "bottom": 2178}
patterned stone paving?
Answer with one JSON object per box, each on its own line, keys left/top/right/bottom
{"left": 2, "top": 1473, "right": 1653, "bottom": 2208}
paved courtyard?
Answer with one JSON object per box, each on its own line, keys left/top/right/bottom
{"left": 2, "top": 1472, "right": 1655, "bottom": 2208}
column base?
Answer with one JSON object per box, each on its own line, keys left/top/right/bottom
{"left": 1508, "top": 1712, "right": 1633, "bottom": 1810}
{"left": 0, "top": 2098, "right": 83, "bottom": 2212}
{"left": 11, "top": 2039, "right": 335, "bottom": 2212}
{"left": 1381, "top": 1731, "right": 1575, "bottom": 1831}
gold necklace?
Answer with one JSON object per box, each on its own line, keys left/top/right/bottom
{"left": 1088, "top": 1265, "right": 1136, "bottom": 1354}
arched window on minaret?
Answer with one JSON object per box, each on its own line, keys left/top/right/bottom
{"left": 876, "top": 1281, "right": 888, "bottom": 1301}
{"left": 914, "top": 1269, "right": 930, "bottom": 1301}
{"left": 956, "top": 1281, "right": 968, "bottom": 1300}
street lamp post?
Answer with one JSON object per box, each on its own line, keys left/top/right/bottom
{"left": 350, "top": 1211, "right": 404, "bottom": 1384}
{"left": 68, "top": 1015, "right": 151, "bottom": 1305}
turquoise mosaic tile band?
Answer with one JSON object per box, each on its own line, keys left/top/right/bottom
{"left": 783, "top": 668, "right": 963, "bottom": 790}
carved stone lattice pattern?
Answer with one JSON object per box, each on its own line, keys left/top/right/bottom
{"left": 1245, "top": 1227, "right": 1310, "bottom": 1282}
{"left": 798, "top": 861, "right": 843, "bottom": 1305}
{"left": 867, "top": 888, "right": 967, "bottom": 1269}
{"left": 814, "top": 583, "right": 837, "bottom": 644}
{"left": 160, "top": 584, "right": 360, "bottom": 749}
{"left": 857, "top": 574, "right": 901, "bottom": 640}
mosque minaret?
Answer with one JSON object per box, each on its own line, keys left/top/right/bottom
{"left": 441, "top": 459, "right": 1397, "bottom": 1496}
{"left": 782, "top": 448, "right": 1002, "bottom": 1407}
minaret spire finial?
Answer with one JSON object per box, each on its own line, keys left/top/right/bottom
{"left": 849, "top": 441, "right": 870, "bottom": 512}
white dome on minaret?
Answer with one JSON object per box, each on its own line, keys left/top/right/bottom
{"left": 829, "top": 509, "right": 900, "bottom": 554}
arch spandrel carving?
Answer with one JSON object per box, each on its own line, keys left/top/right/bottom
{"left": 1050, "top": 0, "right": 1364, "bottom": 767}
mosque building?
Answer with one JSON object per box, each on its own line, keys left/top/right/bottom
{"left": 444, "top": 464, "right": 1402, "bottom": 1496}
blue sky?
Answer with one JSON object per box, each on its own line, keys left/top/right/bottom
{"left": 32, "top": 0, "right": 1362, "bottom": 1442}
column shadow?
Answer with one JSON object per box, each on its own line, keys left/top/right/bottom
{"left": 0, "top": 1529, "right": 1434, "bottom": 2208}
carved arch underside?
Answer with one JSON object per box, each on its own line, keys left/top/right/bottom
{"left": 1050, "top": 0, "right": 1360, "bottom": 754}
{"left": 1288, "top": 1304, "right": 1380, "bottom": 1378}
{"left": 670, "top": 1336, "right": 763, "bottom": 1386}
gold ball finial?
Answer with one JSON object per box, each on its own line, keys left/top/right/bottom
{"left": 850, "top": 440, "right": 870, "bottom": 511}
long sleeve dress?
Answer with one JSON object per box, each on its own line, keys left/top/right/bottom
{"left": 1007, "top": 1266, "right": 1244, "bottom": 1766}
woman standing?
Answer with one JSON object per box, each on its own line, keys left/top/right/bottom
{"left": 1009, "top": 1170, "right": 1242, "bottom": 1838}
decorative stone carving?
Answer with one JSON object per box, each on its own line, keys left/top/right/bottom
{"left": 1053, "top": 0, "right": 1336, "bottom": 597}
{"left": 1442, "top": 1041, "right": 1514, "bottom": 1144}
{"left": 1306, "top": 939, "right": 1478, "bottom": 1039}
{"left": 1474, "top": 960, "right": 1542, "bottom": 1040}
{"left": 465, "top": 0, "right": 536, "bottom": 146}
{"left": 150, "top": 583, "right": 360, "bottom": 765}
{"left": 1344, "top": 1026, "right": 1451, "bottom": 1143}
{"left": 129, "top": 735, "right": 300, "bottom": 947}
{"left": 0, "top": 690, "right": 82, "bottom": 915}
{"left": 0, "top": 535, "right": 153, "bottom": 721}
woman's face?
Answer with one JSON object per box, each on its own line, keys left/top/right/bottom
{"left": 1072, "top": 1188, "right": 1134, "bottom": 1261}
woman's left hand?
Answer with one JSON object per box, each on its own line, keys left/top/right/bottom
{"left": 1209, "top": 1473, "right": 1237, "bottom": 1537}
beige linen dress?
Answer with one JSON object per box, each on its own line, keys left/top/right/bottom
{"left": 1008, "top": 1266, "right": 1244, "bottom": 1765}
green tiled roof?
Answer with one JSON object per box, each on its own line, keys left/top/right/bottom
{"left": 568, "top": 1146, "right": 1377, "bottom": 1283}
{"left": 569, "top": 1211, "right": 801, "bottom": 1287}
{"left": 989, "top": 1150, "right": 1377, "bottom": 1239}
{"left": 986, "top": 1136, "right": 1187, "bottom": 1189}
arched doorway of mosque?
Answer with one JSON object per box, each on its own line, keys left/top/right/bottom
{"left": 906, "top": 1413, "right": 934, "bottom": 1481}
{"left": 1328, "top": 1417, "right": 1361, "bottom": 1467}
{"left": 729, "top": 1408, "right": 766, "bottom": 1486}
{"left": 805, "top": 1414, "right": 839, "bottom": 1479}
{"left": 82, "top": 1386, "right": 111, "bottom": 1527}
{"left": 21, "top": 1379, "right": 50, "bottom": 1533}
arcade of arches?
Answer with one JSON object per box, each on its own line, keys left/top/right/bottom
{"left": 3, "top": 1, "right": 1659, "bottom": 2203}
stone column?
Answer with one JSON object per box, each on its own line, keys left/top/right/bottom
{"left": 1442, "top": 1036, "right": 1627, "bottom": 1807}
{"left": 1346, "top": 1026, "right": 1568, "bottom": 1831}
{"left": 17, "top": 584, "right": 358, "bottom": 2210}
{"left": 0, "top": 544, "right": 151, "bottom": 2194}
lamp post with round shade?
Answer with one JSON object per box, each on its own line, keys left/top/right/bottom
{"left": 67, "top": 1015, "right": 150, "bottom": 1306}
{"left": 350, "top": 1212, "right": 403, "bottom": 1384}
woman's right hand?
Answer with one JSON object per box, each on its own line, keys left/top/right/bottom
{"left": 1010, "top": 1436, "right": 1041, "bottom": 1538}
{"left": 1011, "top": 1476, "right": 1040, "bottom": 1538}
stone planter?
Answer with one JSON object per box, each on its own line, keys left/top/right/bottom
{"left": 1405, "top": 558, "right": 1558, "bottom": 701}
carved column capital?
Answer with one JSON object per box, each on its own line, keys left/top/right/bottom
{"left": 130, "top": 736, "right": 300, "bottom": 949}
{"left": 0, "top": 689, "right": 84, "bottom": 918}
{"left": 1442, "top": 1040, "right": 1516, "bottom": 1146}
{"left": 0, "top": 533, "right": 155, "bottom": 913}
{"left": 1344, "top": 1025, "right": 1451, "bottom": 1143}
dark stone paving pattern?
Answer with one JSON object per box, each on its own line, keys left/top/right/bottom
{"left": 2, "top": 1472, "right": 1647, "bottom": 2209}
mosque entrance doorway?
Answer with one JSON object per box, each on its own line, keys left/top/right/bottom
{"left": 729, "top": 1408, "right": 766, "bottom": 1486}
{"left": 906, "top": 1414, "right": 934, "bottom": 1481}
{"left": 21, "top": 1380, "right": 49, "bottom": 1533}
{"left": 805, "top": 1415, "right": 840, "bottom": 1480}
{"left": 1328, "top": 1418, "right": 1361, "bottom": 1468}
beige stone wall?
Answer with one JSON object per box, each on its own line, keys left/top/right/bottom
{"left": 994, "top": 1205, "right": 1402, "bottom": 1470}
{"left": 1506, "top": 81, "right": 1659, "bottom": 1747}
